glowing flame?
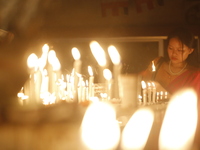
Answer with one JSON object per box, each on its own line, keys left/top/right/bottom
{"left": 103, "top": 69, "right": 112, "bottom": 81}
{"left": 90, "top": 41, "right": 107, "bottom": 67}
{"left": 48, "top": 50, "right": 61, "bottom": 71}
{"left": 42, "top": 44, "right": 49, "bottom": 53}
{"left": 121, "top": 108, "right": 154, "bottom": 150}
{"left": 72, "top": 47, "right": 81, "bottom": 60}
{"left": 159, "top": 88, "right": 198, "bottom": 150}
{"left": 88, "top": 66, "right": 93, "bottom": 76}
{"left": 81, "top": 101, "right": 120, "bottom": 150}
{"left": 152, "top": 61, "right": 156, "bottom": 72}
{"left": 141, "top": 80, "right": 146, "bottom": 89}
{"left": 27, "top": 53, "right": 38, "bottom": 69}
{"left": 108, "top": 45, "right": 121, "bottom": 65}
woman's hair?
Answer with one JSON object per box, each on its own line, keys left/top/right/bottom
{"left": 166, "top": 27, "right": 199, "bottom": 67}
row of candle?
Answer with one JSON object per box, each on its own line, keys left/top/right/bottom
{"left": 18, "top": 41, "right": 122, "bottom": 106}
{"left": 139, "top": 80, "right": 168, "bottom": 104}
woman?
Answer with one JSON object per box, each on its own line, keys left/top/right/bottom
{"left": 140, "top": 27, "right": 200, "bottom": 98}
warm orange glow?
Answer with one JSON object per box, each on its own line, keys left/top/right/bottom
{"left": 72, "top": 47, "right": 81, "bottom": 60}
{"left": 48, "top": 50, "right": 61, "bottom": 71}
{"left": 108, "top": 45, "right": 121, "bottom": 65}
{"left": 81, "top": 101, "right": 120, "bottom": 150}
{"left": 121, "top": 108, "right": 154, "bottom": 150}
{"left": 90, "top": 41, "right": 107, "bottom": 67}
{"left": 159, "top": 88, "right": 198, "bottom": 150}
{"left": 103, "top": 69, "right": 112, "bottom": 81}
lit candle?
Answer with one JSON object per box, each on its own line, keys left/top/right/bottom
{"left": 108, "top": 45, "right": 121, "bottom": 100}
{"left": 80, "top": 101, "right": 120, "bottom": 150}
{"left": 151, "top": 82, "right": 156, "bottom": 103}
{"left": 103, "top": 69, "right": 112, "bottom": 100}
{"left": 159, "top": 88, "right": 198, "bottom": 150}
{"left": 88, "top": 66, "right": 94, "bottom": 98}
{"left": 147, "top": 82, "right": 152, "bottom": 103}
{"left": 141, "top": 81, "right": 147, "bottom": 104}
{"left": 90, "top": 41, "right": 107, "bottom": 83}
{"left": 151, "top": 60, "right": 156, "bottom": 81}
{"left": 121, "top": 108, "right": 154, "bottom": 150}
{"left": 25, "top": 53, "right": 38, "bottom": 104}
{"left": 72, "top": 47, "right": 82, "bottom": 102}
{"left": 48, "top": 50, "right": 61, "bottom": 101}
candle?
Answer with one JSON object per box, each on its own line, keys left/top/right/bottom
{"left": 89, "top": 41, "right": 107, "bottom": 83}
{"left": 159, "top": 88, "right": 198, "bottom": 150}
{"left": 48, "top": 50, "right": 61, "bottom": 101}
{"left": 121, "top": 108, "right": 154, "bottom": 150}
{"left": 151, "top": 82, "right": 156, "bottom": 103}
{"left": 141, "top": 81, "right": 147, "bottom": 104}
{"left": 26, "top": 53, "right": 38, "bottom": 104}
{"left": 88, "top": 66, "right": 94, "bottom": 98}
{"left": 72, "top": 47, "right": 82, "bottom": 102}
{"left": 151, "top": 60, "right": 156, "bottom": 81}
{"left": 108, "top": 45, "right": 121, "bottom": 100}
{"left": 80, "top": 101, "right": 120, "bottom": 150}
{"left": 147, "top": 82, "right": 152, "bottom": 103}
{"left": 103, "top": 69, "right": 112, "bottom": 100}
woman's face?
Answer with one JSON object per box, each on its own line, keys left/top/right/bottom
{"left": 167, "top": 37, "right": 194, "bottom": 64}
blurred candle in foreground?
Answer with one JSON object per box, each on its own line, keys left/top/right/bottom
{"left": 88, "top": 66, "right": 94, "bottom": 98}
{"left": 90, "top": 41, "right": 107, "bottom": 83}
{"left": 80, "top": 101, "right": 120, "bottom": 150}
{"left": 108, "top": 45, "right": 121, "bottom": 99}
{"left": 141, "top": 81, "right": 147, "bottom": 104}
{"left": 103, "top": 69, "right": 112, "bottom": 100}
{"left": 72, "top": 47, "right": 82, "bottom": 102}
{"left": 121, "top": 108, "right": 154, "bottom": 150}
{"left": 159, "top": 88, "right": 198, "bottom": 150}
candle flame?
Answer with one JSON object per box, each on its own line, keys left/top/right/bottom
{"left": 121, "top": 108, "right": 154, "bottom": 150}
{"left": 72, "top": 47, "right": 81, "bottom": 60}
{"left": 90, "top": 41, "right": 107, "bottom": 67}
{"left": 152, "top": 61, "right": 156, "bottom": 72}
{"left": 141, "top": 80, "right": 146, "bottom": 89}
{"left": 48, "top": 50, "right": 61, "bottom": 71}
{"left": 27, "top": 53, "right": 38, "bottom": 69}
{"left": 108, "top": 45, "right": 121, "bottom": 65}
{"left": 42, "top": 44, "right": 49, "bottom": 53}
{"left": 88, "top": 66, "right": 93, "bottom": 76}
{"left": 103, "top": 69, "right": 112, "bottom": 81}
{"left": 81, "top": 101, "right": 120, "bottom": 150}
{"left": 159, "top": 88, "right": 198, "bottom": 150}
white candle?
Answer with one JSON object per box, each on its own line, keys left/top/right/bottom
{"left": 103, "top": 69, "right": 112, "bottom": 100}
{"left": 72, "top": 47, "right": 82, "bottom": 102}
{"left": 26, "top": 53, "right": 38, "bottom": 105}
{"left": 147, "top": 82, "right": 152, "bottom": 103}
{"left": 151, "top": 60, "right": 156, "bottom": 81}
{"left": 88, "top": 66, "right": 94, "bottom": 98}
{"left": 151, "top": 82, "right": 156, "bottom": 103}
{"left": 108, "top": 45, "right": 121, "bottom": 99}
{"left": 90, "top": 41, "right": 107, "bottom": 83}
{"left": 159, "top": 88, "right": 198, "bottom": 150}
{"left": 141, "top": 81, "right": 147, "bottom": 104}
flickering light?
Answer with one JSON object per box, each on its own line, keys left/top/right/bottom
{"left": 72, "top": 47, "right": 81, "bottom": 60}
{"left": 159, "top": 88, "right": 198, "bottom": 150}
{"left": 121, "top": 108, "right": 154, "bottom": 150}
{"left": 90, "top": 41, "right": 107, "bottom": 67}
{"left": 108, "top": 45, "right": 121, "bottom": 65}
{"left": 81, "top": 101, "right": 120, "bottom": 150}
